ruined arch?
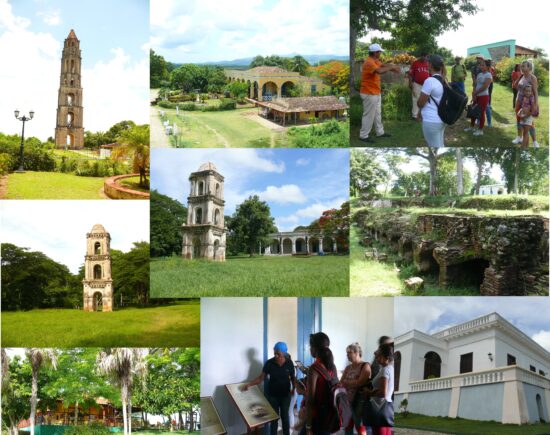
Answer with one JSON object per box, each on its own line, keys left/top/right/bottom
{"left": 192, "top": 237, "right": 201, "bottom": 258}
{"left": 424, "top": 351, "right": 442, "bottom": 379}
{"left": 93, "top": 291, "right": 103, "bottom": 311}
{"left": 93, "top": 264, "right": 102, "bottom": 279}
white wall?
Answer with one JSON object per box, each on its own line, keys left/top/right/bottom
{"left": 200, "top": 298, "right": 264, "bottom": 434}
{"left": 495, "top": 330, "right": 550, "bottom": 375}
{"left": 322, "top": 297, "right": 394, "bottom": 376}
{"left": 268, "top": 298, "right": 298, "bottom": 361}
{"left": 447, "top": 330, "right": 496, "bottom": 374}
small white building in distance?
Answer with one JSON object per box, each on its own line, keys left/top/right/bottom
{"left": 394, "top": 313, "right": 550, "bottom": 424}
{"left": 479, "top": 184, "right": 506, "bottom": 195}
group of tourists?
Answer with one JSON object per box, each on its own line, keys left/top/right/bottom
{"left": 242, "top": 333, "right": 395, "bottom": 435}
{"left": 359, "top": 43, "right": 540, "bottom": 148}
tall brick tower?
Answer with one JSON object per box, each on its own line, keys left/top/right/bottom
{"left": 55, "top": 29, "right": 84, "bottom": 149}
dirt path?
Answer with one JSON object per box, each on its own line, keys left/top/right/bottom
{"left": 150, "top": 106, "right": 172, "bottom": 148}
{"left": 0, "top": 175, "right": 8, "bottom": 198}
{"left": 202, "top": 122, "right": 230, "bottom": 148}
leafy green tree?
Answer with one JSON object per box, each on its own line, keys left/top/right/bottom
{"left": 463, "top": 148, "right": 504, "bottom": 195}
{"left": 150, "top": 50, "right": 170, "bottom": 88}
{"left": 106, "top": 121, "right": 136, "bottom": 143}
{"left": 27, "top": 349, "right": 58, "bottom": 435}
{"left": 112, "top": 242, "right": 150, "bottom": 306}
{"left": 228, "top": 196, "right": 277, "bottom": 256}
{"left": 43, "top": 349, "right": 118, "bottom": 425}
{"left": 350, "top": 149, "right": 388, "bottom": 198}
{"left": 226, "top": 81, "right": 249, "bottom": 99}
{"left": 500, "top": 148, "right": 549, "bottom": 195}
{"left": 150, "top": 190, "right": 187, "bottom": 257}
{"left": 309, "top": 202, "right": 350, "bottom": 252}
{"left": 112, "top": 125, "right": 150, "bottom": 188}
{"left": 2, "top": 355, "right": 31, "bottom": 435}
{"left": 287, "top": 55, "right": 311, "bottom": 75}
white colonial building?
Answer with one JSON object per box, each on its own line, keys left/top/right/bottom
{"left": 394, "top": 313, "right": 550, "bottom": 424}
{"left": 263, "top": 231, "right": 340, "bottom": 255}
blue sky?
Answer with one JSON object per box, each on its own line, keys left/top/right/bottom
{"left": 395, "top": 297, "right": 550, "bottom": 351}
{"left": 151, "top": 0, "right": 349, "bottom": 63}
{"left": 151, "top": 149, "right": 349, "bottom": 231}
{"left": 1, "top": 0, "right": 149, "bottom": 140}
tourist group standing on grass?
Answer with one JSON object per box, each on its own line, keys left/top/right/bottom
{"left": 242, "top": 334, "right": 395, "bottom": 435}
{"left": 359, "top": 44, "right": 541, "bottom": 148}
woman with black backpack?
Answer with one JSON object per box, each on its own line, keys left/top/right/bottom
{"left": 301, "top": 332, "right": 339, "bottom": 435}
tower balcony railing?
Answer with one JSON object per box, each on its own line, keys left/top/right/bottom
{"left": 407, "top": 365, "right": 550, "bottom": 393}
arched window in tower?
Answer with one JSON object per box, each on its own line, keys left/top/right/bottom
{"left": 94, "top": 242, "right": 102, "bottom": 255}
{"left": 214, "top": 209, "right": 221, "bottom": 225}
{"left": 70, "top": 79, "right": 74, "bottom": 86}
{"left": 67, "top": 112, "right": 74, "bottom": 127}
{"left": 198, "top": 181, "right": 204, "bottom": 195}
{"left": 93, "top": 265, "right": 102, "bottom": 279}
{"left": 195, "top": 208, "right": 203, "bottom": 224}
{"left": 67, "top": 94, "right": 74, "bottom": 106}
{"left": 215, "top": 183, "right": 220, "bottom": 197}
{"left": 423, "top": 351, "right": 442, "bottom": 379}
{"left": 67, "top": 134, "right": 73, "bottom": 147}
{"left": 70, "top": 59, "right": 75, "bottom": 73}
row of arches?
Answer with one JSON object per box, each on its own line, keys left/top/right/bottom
{"left": 266, "top": 236, "right": 343, "bottom": 255}
{"left": 226, "top": 77, "right": 297, "bottom": 100}
{"left": 192, "top": 207, "right": 222, "bottom": 226}
{"left": 192, "top": 180, "right": 221, "bottom": 197}
{"left": 191, "top": 237, "right": 223, "bottom": 260}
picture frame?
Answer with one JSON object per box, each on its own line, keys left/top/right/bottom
{"left": 224, "top": 382, "right": 279, "bottom": 431}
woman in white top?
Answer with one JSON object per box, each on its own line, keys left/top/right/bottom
{"left": 417, "top": 54, "right": 446, "bottom": 148}
{"left": 364, "top": 343, "right": 394, "bottom": 435}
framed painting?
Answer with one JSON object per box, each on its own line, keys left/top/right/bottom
{"left": 225, "top": 382, "right": 279, "bottom": 430}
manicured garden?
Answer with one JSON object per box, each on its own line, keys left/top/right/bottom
{"left": 396, "top": 413, "right": 550, "bottom": 434}
{"left": 150, "top": 255, "right": 349, "bottom": 297}
{"left": 1, "top": 301, "right": 199, "bottom": 347}
{"left": 2, "top": 171, "right": 106, "bottom": 199}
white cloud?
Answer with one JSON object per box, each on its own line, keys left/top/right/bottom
{"left": 275, "top": 197, "right": 347, "bottom": 231}
{"left": 296, "top": 158, "right": 310, "bottom": 166}
{"left": 252, "top": 184, "right": 307, "bottom": 204}
{"left": 0, "top": 4, "right": 148, "bottom": 140}
{"left": 532, "top": 331, "right": 550, "bottom": 352}
{"left": 37, "top": 9, "right": 62, "bottom": 26}
{"left": 1, "top": 201, "right": 149, "bottom": 274}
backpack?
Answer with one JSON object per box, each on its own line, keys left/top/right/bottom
{"left": 452, "top": 64, "right": 467, "bottom": 79}
{"left": 311, "top": 362, "right": 352, "bottom": 433}
{"left": 429, "top": 75, "right": 468, "bottom": 125}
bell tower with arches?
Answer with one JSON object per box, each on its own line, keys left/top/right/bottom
{"left": 55, "top": 29, "right": 84, "bottom": 149}
{"left": 83, "top": 224, "right": 113, "bottom": 311}
{"left": 182, "top": 162, "right": 226, "bottom": 261}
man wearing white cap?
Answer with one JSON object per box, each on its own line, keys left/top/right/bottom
{"left": 359, "top": 43, "right": 400, "bottom": 143}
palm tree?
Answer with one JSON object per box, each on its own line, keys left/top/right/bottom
{"left": 96, "top": 348, "right": 146, "bottom": 435}
{"left": 112, "top": 125, "right": 150, "bottom": 188}
{"left": 26, "top": 349, "right": 58, "bottom": 435}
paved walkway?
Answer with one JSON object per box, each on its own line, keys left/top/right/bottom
{"left": 150, "top": 106, "right": 171, "bottom": 148}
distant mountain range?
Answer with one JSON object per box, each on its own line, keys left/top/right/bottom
{"left": 173, "top": 54, "right": 349, "bottom": 68}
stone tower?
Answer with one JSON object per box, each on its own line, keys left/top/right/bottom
{"left": 55, "top": 29, "right": 84, "bottom": 149}
{"left": 182, "top": 162, "right": 226, "bottom": 261}
{"left": 83, "top": 224, "right": 113, "bottom": 312}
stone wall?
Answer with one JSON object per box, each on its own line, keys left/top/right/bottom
{"left": 104, "top": 174, "right": 150, "bottom": 200}
{"left": 358, "top": 210, "right": 549, "bottom": 295}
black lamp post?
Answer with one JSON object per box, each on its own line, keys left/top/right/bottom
{"left": 14, "top": 109, "right": 34, "bottom": 173}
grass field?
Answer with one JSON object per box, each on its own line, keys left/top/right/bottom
{"left": 396, "top": 413, "right": 550, "bottom": 434}
{"left": 161, "top": 105, "right": 290, "bottom": 148}
{"left": 120, "top": 175, "right": 150, "bottom": 193}
{"left": 350, "top": 225, "right": 478, "bottom": 297}
{"left": 3, "top": 171, "right": 106, "bottom": 199}
{"left": 150, "top": 255, "right": 349, "bottom": 297}
{"left": 1, "top": 302, "right": 199, "bottom": 347}
{"left": 351, "top": 82, "right": 549, "bottom": 147}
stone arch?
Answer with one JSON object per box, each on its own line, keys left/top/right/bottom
{"left": 262, "top": 81, "right": 278, "bottom": 100}
{"left": 215, "top": 182, "right": 220, "bottom": 197}
{"left": 67, "top": 93, "right": 74, "bottom": 106}
{"left": 67, "top": 112, "right": 74, "bottom": 126}
{"left": 253, "top": 81, "right": 259, "bottom": 100}
{"left": 281, "top": 81, "right": 296, "bottom": 97}
{"left": 93, "top": 264, "right": 102, "bottom": 279}
{"left": 192, "top": 237, "right": 201, "bottom": 258}
{"left": 270, "top": 239, "right": 281, "bottom": 254}
{"left": 67, "top": 134, "right": 74, "bottom": 147}
{"left": 295, "top": 237, "right": 307, "bottom": 253}
{"left": 282, "top": 238, "right": 293, "bottom": 254}
{"left": 394, "top": 351, "right": 401, "bottom": 391}
{"left": 94, "top": 242, "right": 102, "bottom": 255}
{"left": 70, "top": 59, "right": 75, "bottom": 73}
{"left": 309, "top": 237, "right": 320, "bottom": 253}
{"left": 198, "top": 181, "right": 204, "bottom": 195}
{"left": 445, "top": 258, "right": 490, "bottom": 289}
{"left": 214, "top": 240, "right": 220, "bottom": 260}
{"left": 195, "top": 207, "right": 203, "bottom": 224}
{"left": 424, "top": 351, "right": 442, "bottom": 379}
{"left": 322, "top": 237, "right": 333, "bottom": 253}
{"left": 214, "top": 208, "right": 221, "bottom": 225}
{"left": 93, "top": 291, "right": 103, "bottom": 311}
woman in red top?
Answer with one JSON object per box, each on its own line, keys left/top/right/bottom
{"left": 511, "top": 64, "right": 522, "bottom": 109}
{"left": 302, "top": 332, "right": 337, "bottom": 435}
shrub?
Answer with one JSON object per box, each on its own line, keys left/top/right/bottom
{"left": 494, "top": 57, "right": 549, "bottom": 94}
{"left": 157, "top": 100, "right": 177, "bottom": 109}
{"left": 218, "top": 98, "right": 237, "bottom": 110}
{"left": 382, "top": 84, "right": 411, "bottom": 121}
{"left": 287, "top": 120, "right": 349, "bottom": 148}
{"left": 201, "top": 105, "right": 219, "bottom": 112}
{"left": 64, "top": 424, "right": 111, "bottom": 435}
{"left": 180, "top": 103, "right": 197, "bottom": 111}
{"left": 0, "top": 153, "right": 13, "bottom": 175}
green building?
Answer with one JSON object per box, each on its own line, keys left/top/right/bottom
{"left": 467, "top": 39, "right": 540, "bottom": 61}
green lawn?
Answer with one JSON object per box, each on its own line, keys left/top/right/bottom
{"left": 350, "top": 224, "right": 478, "bottom": 297}
{"left": 150, "top": 255, "right": 349, "bottom": 297}
{"left": 119, "top": 176, "right": 150, "bottom": 193}
{"left": 1, "top": 302, "right": 199, "bottom": 347}
{"left": 161, "top": 106, "right": 290, "bottom": 148}
{"left": 351, "top": 82, "right": 549, "bottom": 147}
{"left": 396, "top": 413, "right": 550, "bottom": 434}
{"left": 3, "top": 171, "right": 106, "bottom": 199}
